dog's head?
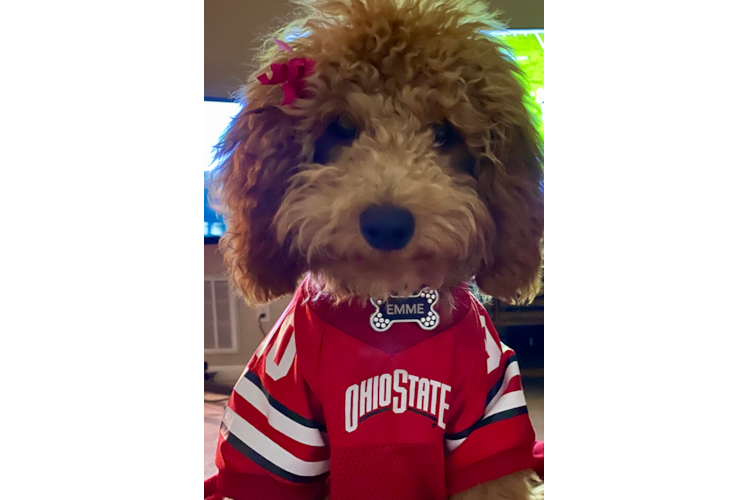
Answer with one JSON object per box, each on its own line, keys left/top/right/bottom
{"left": 212, "top": 0, "right": 543, "bottom": 305}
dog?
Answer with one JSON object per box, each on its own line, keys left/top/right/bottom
{"left": 205, "top": 0, "right": 544, "bottom": 498}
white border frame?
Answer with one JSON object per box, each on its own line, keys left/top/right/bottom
{"left": 204, "top": 275, "right": 240, "bottom": 354}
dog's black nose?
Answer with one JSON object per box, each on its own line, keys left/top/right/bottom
{"left": 359, "top": 205, "right": 415, "bottom": 251}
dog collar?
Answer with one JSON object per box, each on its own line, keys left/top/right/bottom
{"left": 370, "top": 289, "right": 440, "bottom": 332}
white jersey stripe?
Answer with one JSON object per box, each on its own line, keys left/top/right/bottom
{"left": 484, "top": 389, "right": 527, "bottom": 419}
{"left": 484, "top": 360, "right": 520, "bottom": 416}
{"left": 447, "top": 390, "right": 527, "bottom": 453}
{"left": 222, "top": 406, "right": 330, "bottom": 477}
{"left": 233, "top": 375, "right": 327, "bottom": 447}
{"left": 445, "top": 437, "right": 466, "bottom": 452}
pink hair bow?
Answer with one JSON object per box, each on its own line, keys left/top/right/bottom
{"left": 257, "top": 39, "right": 316, "bottom": 106}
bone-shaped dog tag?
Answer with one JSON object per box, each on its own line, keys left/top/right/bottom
{"left": 370, "top": 289, "right": 439, "bottom": 332}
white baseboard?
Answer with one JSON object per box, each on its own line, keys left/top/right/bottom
{"left": 206, "top": 364, "right": 246, "bottom": 386}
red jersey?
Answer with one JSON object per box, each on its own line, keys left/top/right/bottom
{"left": 206, "top": 278, "right": 543, "bottom": 500}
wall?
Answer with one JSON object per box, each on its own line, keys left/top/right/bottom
{"left": 204, "top": 244, "right": 292, "bottom": 384}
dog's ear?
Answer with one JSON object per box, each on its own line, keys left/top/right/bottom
{"left": 473, "top": 79, "right": 544, "bottom": 304}
{"left": 212, "top": 102, "right": 305, "bottom": 305}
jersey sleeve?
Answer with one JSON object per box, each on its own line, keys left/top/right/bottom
{"left": 443, "top": 303, "right": 539, "bottom": 496}
{"left": 210, "top": 302, "right": 330, "bottom": 500}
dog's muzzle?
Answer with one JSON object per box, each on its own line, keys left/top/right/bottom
{"left": 359, "top": 204, "right": 415, "bottom": 251}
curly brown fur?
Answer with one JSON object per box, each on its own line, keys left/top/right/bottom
{"left": 450, "top": 469, "right": 544, "bottom": 500}
{"left": 212, "top": 0, "right": 543, "bottom": 307}
{"left": 214, "top": 104, "right": 307, "bottom": 303}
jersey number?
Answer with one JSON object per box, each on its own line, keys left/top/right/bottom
{"left": 480, "top": 315, "right": 502, "bottom": 374}
{"left": 263, "top": 313, "right": 296, "bottom": 381}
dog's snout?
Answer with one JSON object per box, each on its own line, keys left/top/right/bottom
{"left": 359, "top": 205, "right": 415, "bottom": 251}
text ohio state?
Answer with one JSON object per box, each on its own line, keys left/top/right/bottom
{"left": 344, "top": 369, "right": 451, "bottom": 432}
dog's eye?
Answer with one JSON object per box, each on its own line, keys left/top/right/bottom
{"left": 432, "top": 121, "right": 478, "bottom": 178}
{"left": 313, "top": 115, "right": 359, "bottom": 164}
{"left": 432, "top": 121, "right": 457, "bottom": 148}
{"left": 330, "top": 115, "right": 358, "bottom": 140}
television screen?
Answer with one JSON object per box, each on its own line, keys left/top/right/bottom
{"left": 489, "top": 29, "right": 544, "bottom": 144}
{"left": 203, "top": 29, "right": 543, "bottom": 241}
{"left": 205, "top": 99, "right": 241, "bottom": 242}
